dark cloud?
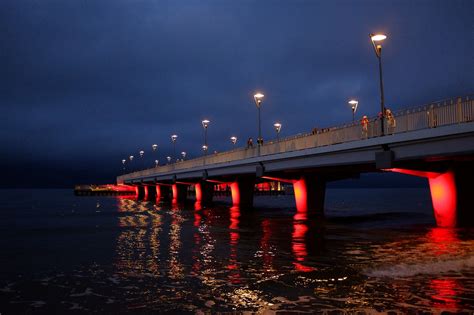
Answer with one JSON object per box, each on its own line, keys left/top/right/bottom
{"left": 1, "top": 0, "right": 473, "bottom": 187}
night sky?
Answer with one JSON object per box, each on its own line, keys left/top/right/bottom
{"left": 1, "top": 0, "right": 473, "bottom": 188}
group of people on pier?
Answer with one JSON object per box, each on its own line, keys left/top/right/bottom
{"left": 361, "top": 108, "right": 396, "bottom": 137}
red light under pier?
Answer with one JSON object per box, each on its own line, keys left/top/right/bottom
{"left": 385, "top": 168, "right": 457, "bottom": 227}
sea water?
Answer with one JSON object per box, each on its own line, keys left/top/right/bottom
{"left": 0, "top": 188, "right": 473, "bottom": 313}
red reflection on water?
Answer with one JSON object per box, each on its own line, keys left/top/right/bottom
{"left": 194, "top": 201, "right": 203, "bottom": 211}
{"left": 292, "top": 218, "right": 316, "bottom": 272}
{"left": 260, "top": 219, "right": 275, "bottom": 274}
{"left": 227, "top": 206, "right": 241, "bottom": 283}
{"left": 426, "top": 228, "right": 459, "bottom": 256}
{"left": 194, "top": 211, "right": 202, "bottom": 227}
{"left": 143, "top": 186, "right": 149, "bottom": 199}
{"left": 192, "top": 211, "right": 202, "bottom": 274}
{"left": 430, "top": 279, "right": 461, "bottom": 311}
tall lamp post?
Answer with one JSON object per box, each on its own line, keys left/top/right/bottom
{"left": 152, "top": 144, "right": 158, "bottom": 167}
{"left": 201, "top": 119, "right": 210, "bottom": 156}
{"left": 370, "top": 33, "right": 387, "bottom": 136}
{"left": 129, "top": 155, "right": 134, "bottom": 172}
{"left": 230, "top": 136, "right": 237, "bottom": 148}
{"left": 348, "top": 100, "right": 358, "bottom": 122}
{"left": 139, "top": 150, "right": 144, "bottom": 170}
{"left": 171, "top": 134, "right": 178, "bottom": 162}
{"left": 122, "top": 159, "right": 126, "bottom": 174}
{"left": 253, "top": 92, "right": 264, "bottom": 154}
{"left": 273, "top": 122, "right": 282, "bottom": 141}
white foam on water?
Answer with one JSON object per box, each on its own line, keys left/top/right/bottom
{"left": 70, "top": 287, "right": 93, "bottom": 297}
{"left": 364, "top": 255, "right": 474, "bottom": 278}
{"left": 31, "top": 300, "right": 46, "bottom": 308}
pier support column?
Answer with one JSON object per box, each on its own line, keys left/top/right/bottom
{"left": 137, "top": 185, "right": 145, "bottom": 199}
{"left": 387, "top": 164, "right": 474, "bottom": 227}
{"left": 428, "top": 166, "right": 474, "bottom": 227}
{"left": 172, "top": 184, "right": 188, "bottom": 203}
{"left": 146, "top": 185, "right": 156, "bottom": 200}
{"left": 143, "top": 186, "right": 149, "bottom": 200}
{"left": 156, "top": 185, "right": 171, "bottom": 201}
{"left": 293, "top": 175, "right": 326, "bottom": 219}
{"left": 230, "top": 176, "right": 255, "bottom": 209}
{"left": 195, "top": 181, "right": 214, "bottom": 206}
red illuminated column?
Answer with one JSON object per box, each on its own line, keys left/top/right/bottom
{"left": 143, "top": 186, "right": 149, "bottom": 200}
{"left": 195, "top": 181, "right": 214, "bottom": 206}
{"left": 172, "top": 184, "right": 188, "bottom": 203}
{"left": 155, "top": 185, "right": 162, "bottom": 200}
{"left": 136, "top": 185, "right": 146, "bottom": 199}
{"left": 387, "top": 165, "right": 474, "bottom": 227}
{"left": 133, "top": 185, "right": 139, "bottom": 197}
{"left": 293, "top": 175, "right": 326, "bottom": 218}
{"left": 230, "top": 176, "right": 256, "bottom": 209}
{"left": 429, "top": 166, "right": 474, "bottom": 227}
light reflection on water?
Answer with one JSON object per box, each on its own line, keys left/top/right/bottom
{"left": 0, "top": 189, "right": 473, "bottom": 313}
{"left": 109, "top": 197, "right": 474, "bottom": 313}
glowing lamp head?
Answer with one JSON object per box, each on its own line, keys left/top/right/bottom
{"left": 201, "top": 119, "right": 210, "bottom": 129}
{"left": 171, "top": 134, "right": 178, "bottom": 142}
{"left": 202, "top": 145, "right": 208, "bottom": 151}
{"left": 154, "top": 159, "right": 159, "bottom": 166}
{"left": 129, "top": 155, "right": 134, "bottom": 161}
{"left": 230, "top": 136, "right": 237, "bottom": 145}
{"left": 181, "top": 151, "right": 186, "bottom": 158}
{"left": 274, "top": 122, "right": 282, "bottom": 133}
{"left": 370, "top": 34, "right": 387, "bottom": 42}
{"left": 122, "top": 159, "right": 126, "bottom": 165}
{"left": 166, "top": 156, "right": 171, "bottom": 162}
{"left": 348, "top": 99, "right": 359, "bottom": 111}
{"left": 152, "top": 144, "right": 158, "bottom": 151}
{"left": 139, "top": 150, "right": 144, "bottom": 157}
{"left": 253, "top": 92, "right": 264, "bottom": 108}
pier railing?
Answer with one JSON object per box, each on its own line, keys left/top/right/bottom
{"left": 119, "top": 95, "right": 473, "bottom": 181}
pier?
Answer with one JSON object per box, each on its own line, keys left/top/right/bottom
{"left": 118, "top": 96, "right": 474, "bottom": 227}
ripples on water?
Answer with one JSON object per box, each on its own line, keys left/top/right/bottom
{"left": 0, "top": 189, "right": 473, "bottom": 313}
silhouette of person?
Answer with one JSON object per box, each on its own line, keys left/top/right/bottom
{"left": 247, "top": 137, "right": 254, "bottom": 148}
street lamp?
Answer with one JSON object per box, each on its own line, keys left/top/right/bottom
{"left": 201, "top": 119, "right": 210, "bottom": 156}
{"left": 230, "top": 136, "right": 237, "bottom": 147}
{"left": 122, "top": 159, "right": 126, "bottom": 173}
{"left": 166, "top": 156, "right": 171, "bottom": 164}
{"left": 152, "top": 144, "right": 158, "bottom": 168}
{"left": 370, "top": 33, "right": 387, "bottom": 136}
{"left": 202, "top": 145, "right": 208, "bottom": 154}
{"left": 253, "top": 92, "right": 264, "bottom": 150}
{"left": 129, "top": 155, "right": 134, "bottom": 171}
{"left": 273, "top": 122, "right": 282, "bottom": 141}
{"left": 171, "top": 134, "right": 178, "bottom": 162}
{"left": 181, "top": 151, "right": 186, "bottom": 160}
{"left": 155, "top": 159, "right": 159, "bottom": 167}
{"left": 348, "top": 100, "right": 359, "bottom": 122}
{"left": 139, "top": 150, "right": 144, "bottom": 170}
